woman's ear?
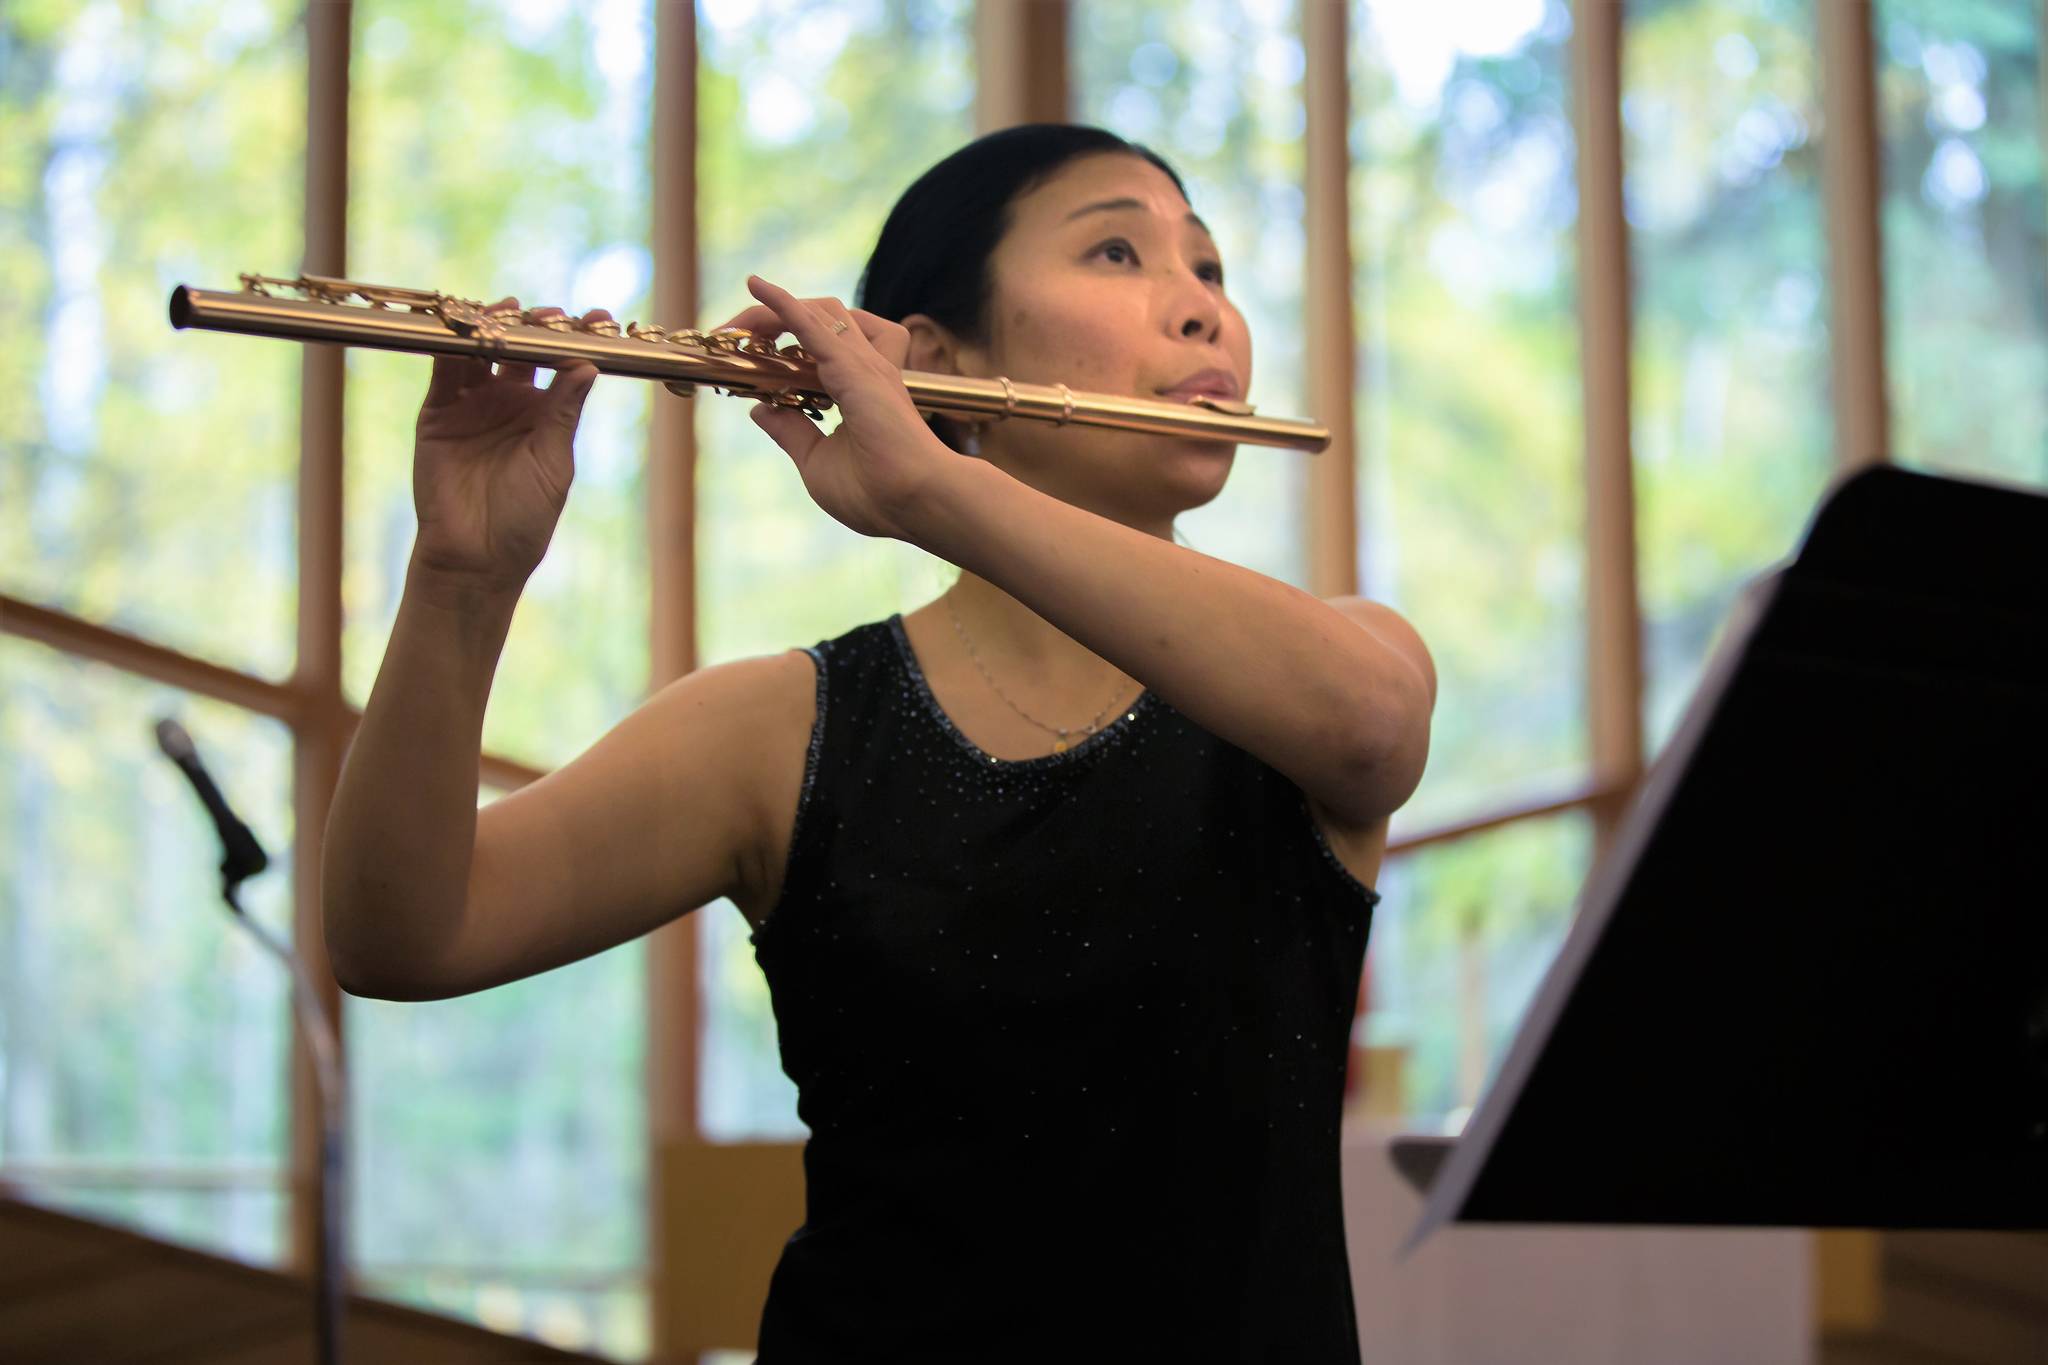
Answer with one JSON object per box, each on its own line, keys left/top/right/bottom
{"left": 898, "top": 313, "right": 981, "bottom": 454}
{"left": 901, "top": 313, "right": 965, "bottom": 376}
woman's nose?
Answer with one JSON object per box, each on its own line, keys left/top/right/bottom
{"left": 1171, "top": 272, "right": 1221, "bottom": 340}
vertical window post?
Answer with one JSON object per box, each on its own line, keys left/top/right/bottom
{"left": 975, "top": 0, "right": 1068, "bottom": 131}
{"left": 291, "top": 0, "right": 352, "bottom": 1283}
{"left": 648, "top": 0, "right": 701, "bottom": 1354}
{"left": 1569, "top": 0, "right": 1646, "bottom": 861}
{"left": 1303, "top": 0, "right": 1357, "bottom": 601}
{"left": 1818, "top": 0, "right": 1890, "bottom": 471}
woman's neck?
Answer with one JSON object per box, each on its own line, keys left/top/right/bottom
{"left": 937, "top": 570, "right": 1139, "bottom": 698}
{"left": 918, "top": 459, "right": 1177, "bottom": 696}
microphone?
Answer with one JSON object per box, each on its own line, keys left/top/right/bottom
{"left": 155, "top": 716, "right": 346, "bottom": 1365}
{"left": 154, "top": 718, "right": 270, "bottom": 892}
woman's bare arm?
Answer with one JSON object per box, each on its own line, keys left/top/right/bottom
{"left": 320, "top": 557, "right": 517, "bottom": 997}
{"left": 324, "top": 304, "right": 816, "bottom": 1001}
{"left": 320, "top": 553, "right": 803, "bottom": 1001}
{"left": 907, "top": 463, "right": 1436, "bottom": 829}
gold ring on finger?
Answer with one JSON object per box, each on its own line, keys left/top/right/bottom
{"left": 829, "top": 318, "right": 850, "bottom": 335}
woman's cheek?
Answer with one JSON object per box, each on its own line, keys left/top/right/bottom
{"left": 1068, "top": 316, "right": 1150, "bottom": 390}
{"left": 1004, "top": 291, "right": 1151, "bottom": 392}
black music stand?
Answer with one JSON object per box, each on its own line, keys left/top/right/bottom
{"left": 1397, "top": 464, "right": 2048, "bottom": 1253}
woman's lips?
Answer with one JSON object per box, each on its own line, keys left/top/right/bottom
{"left": 1156, "top": 367, "right": 1243, "bottom": 401}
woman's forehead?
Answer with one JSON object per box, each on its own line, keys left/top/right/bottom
{"left": 1011, "top": 153, "right": 1193, "bottom": 228}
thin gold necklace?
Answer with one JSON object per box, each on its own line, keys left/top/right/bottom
{"left": 944, "top": 595, "right": 1136, "bottom": 753}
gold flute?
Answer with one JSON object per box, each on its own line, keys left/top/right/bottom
{"left": 169, "top": 275, "right": 1330, "bottom": 453}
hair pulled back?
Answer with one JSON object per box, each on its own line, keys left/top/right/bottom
{"left": 856, "top": 123, "right": 1187, "bottom": 450}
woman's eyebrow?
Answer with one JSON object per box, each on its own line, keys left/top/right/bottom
{"left": 1063, "top": 196, "right": 1214, "bottom": 238}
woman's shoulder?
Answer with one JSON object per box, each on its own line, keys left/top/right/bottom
{"left": 705, "top": 647, "right": 827, "bottom": 926}
{"left": 697, "top": 614, "right": 893, "bottom": 693}
{"left": 703, "top": 617, "right": 902, "bottom": 907}
{"left": 683, "top": 647, "right": 832, "bottom": 776}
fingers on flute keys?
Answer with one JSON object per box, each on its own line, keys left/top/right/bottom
{"left": 719, "top": 294, "right": 904, "bottom": 362}
{"left": 716, "top": 302, "right": 789, "bottom": 339}
{"left": 429, "top": 297, "right": 607, "bottom": 401}
{"left": 494, "top": 304, "right": 613, "bottom": 387}
{"left": 496, "top": 299, "right": 553, "bottom": 386}
{"left": 428, "top": 295, "right": 520, "bottom": 399}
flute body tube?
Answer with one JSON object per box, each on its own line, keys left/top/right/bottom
{"left": 169, "top": 276, "right": 1331, "bottom": 454}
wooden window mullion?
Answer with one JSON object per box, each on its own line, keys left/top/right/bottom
{"left": 975, "top": 0, "right": 1068, "bottom": 131}
{"left": 288, "top": 0, "right": 353, "bottom": 1283}
{"left": 1569, "top": 0, "right": 1646, "bottom": 862}
{"left": 1818, "top": 0, "right": 1891, "bottom": 471}
{"left": 647, "top": 0, "right": 701, "bottom": 1356}
{"left": 1304, "top": 0, "right": 1358, "bottom": 601}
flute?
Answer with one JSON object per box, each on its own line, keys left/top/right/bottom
{"left": 169, "top": 274, "right": 1331, "bottom": 454}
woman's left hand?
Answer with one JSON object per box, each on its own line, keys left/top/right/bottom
{"left": 717, "top": 275, "right": 957, "bottom": 541}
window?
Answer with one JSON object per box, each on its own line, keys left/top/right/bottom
{"left": 1365, "top": 811, "right": 1592, "bottom": 1124}
{"left": 1626, "top": 0, "right": 1834, "bottom": 753}
{"left": 693, "top": 0, "right": 973, "bottom": 671}
{"left": 1878, "top": 0, "right": 2048, "bottom": 489}
{"left": 347, "top": 786, "right": 646, "bottom": 1359}
{"left": 1350, "top": 0, "right": 1588, "bottom": 827}
{"left": 0, "top": 0, "right": 302, "bottom": 677}
{"left": 0, "top": 0, "right": 303, "bottom": 1263}
{"left": 1, "top": 637, "right": 294, "bottom": 1261}
{"left": 343, "top": 0, "right": 654, "bottom": 772}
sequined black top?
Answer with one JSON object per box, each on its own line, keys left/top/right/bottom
{"left": 749, "top": 614, "right": 1378, "bottom": 1363}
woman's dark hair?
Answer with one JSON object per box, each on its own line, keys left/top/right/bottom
{"left": 856, "top": 123, "right": 1187, "bottom": 450}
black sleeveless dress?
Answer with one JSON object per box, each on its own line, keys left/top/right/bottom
{"left": 750, "top": 614, "right": 1377, "bottom": 1363}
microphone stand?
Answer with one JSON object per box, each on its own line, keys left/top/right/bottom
{"left": 225, "top": 883, "right": 347, "bottom": 1365}
{"left": 158, "top": 720, "right": 346, "bottom": 1365}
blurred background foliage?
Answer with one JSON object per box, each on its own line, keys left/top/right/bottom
{"left": 0, "top": 0, "right": 303, "bottom": 677}
{"left": 1625, "top": 0, "right": 1834, "bottom": 753}
{"left": 1879, "top": 0, "right": 2048, "bottom": 490}
{"left": 1349, "top": 0, "right": 1589, "bottom": 834}
{"left": 4, "top": 0, "right": 2045, "bottom": 1359}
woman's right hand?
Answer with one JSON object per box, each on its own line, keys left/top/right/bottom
{"left": 410, "top": 299, "right": 603, "bottom": 592}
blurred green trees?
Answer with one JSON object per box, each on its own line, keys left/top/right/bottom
{"left": 1879, "top": 0, "right": 2048, "bottom": 489}
{"left": 1, "top": 0, "right": 302, "bottom": 676}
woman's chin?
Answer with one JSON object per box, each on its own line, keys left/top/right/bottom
{"left": 1147, "top": 440, "right": 1237, "bottom": 509}
{"left": 1165, "top": 435, "right": 1238, "bottom": 479}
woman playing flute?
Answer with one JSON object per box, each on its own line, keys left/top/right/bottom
{"left": 323, "top": 122, "right": 1435, "bottom": 1362}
